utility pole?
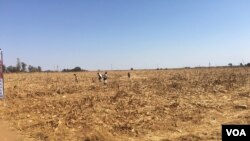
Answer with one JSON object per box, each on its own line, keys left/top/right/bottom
{"left": 0, "top": 49, "right": 4, "bottom": 98}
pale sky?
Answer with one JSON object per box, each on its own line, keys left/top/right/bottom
{"left": 1, "top": 0, "right": 250, "bottom": 70}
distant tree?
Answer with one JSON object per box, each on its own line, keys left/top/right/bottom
{"left": 228, "top": 63, "right": 233, "bottom": 67}
{"left": 130, "top": 68, "right": 134, "bottom": 71}
{"left": 240, "top": 63, "right": 244, "bottom": 67}
{"left": 7, "top": 66, "right": 17, "bottom": 72}
{"left": 62, "top": 69, "right": 69, "bottom": 72}
{"left": 246, "top": 63, "right": 250, "bottom": 67}
{"left": 38, "top": 66, "right": 42, "bottom": 72}
{"left": 44, "top": 70, "right": 54, "bottom": 72}
{"left": 72, "top": 66, "right": 82, "bottom": 72}
{"left": 28, "top": 65, "right": 33, "bottom": 72}
{"left": 62, "top": 67, "right": 87, "bottom": 72}
{"left": 28, "top": 65, "right": 38, "bottom": 72}
{"left": 21, "top": 62, "right": 27, "bottom": 72}
{"left": 16, "top": 58, "right": 21, "bottom": 72}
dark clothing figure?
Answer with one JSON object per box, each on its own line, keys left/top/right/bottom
{"left": 74, "top": 74, "right": 79, "bottom": 83}
{"left": 128, "top": 72, "right": 131, "bottom": 78}
{"left": 103, "top": 72, "right": 108, "bottom": 85}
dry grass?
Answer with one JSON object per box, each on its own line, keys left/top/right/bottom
{"left": 0, "top": 68, "right": 249, "bottom": 141}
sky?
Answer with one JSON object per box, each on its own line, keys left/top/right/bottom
{"left": 0, "top": 0, "right": 250, "bottom": 70}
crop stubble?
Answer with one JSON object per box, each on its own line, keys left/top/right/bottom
{"left": 0, "top": 68, "right": 249, "bottom": 141}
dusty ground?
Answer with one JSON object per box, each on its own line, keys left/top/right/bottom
{"left": 0, "top": 68, "right": 249, "bottom": 141}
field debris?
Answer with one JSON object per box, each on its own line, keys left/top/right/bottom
{"left": 0, "top": 68, "right": 249, "bottom": 140}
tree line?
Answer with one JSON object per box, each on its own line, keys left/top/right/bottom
{"left": 3, "top": 58, "right": 42, "bottom": 73}
{"left": 228, "top": 63, "right": 250, "bottom": 67}
{"left": 62, "top": 66, "right": 87, "bottom": 72}
{"left": 3, "top": 58, "right": 88, "bottom": 73}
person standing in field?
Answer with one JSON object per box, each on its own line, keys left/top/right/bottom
{"left": 98, "top": 72, "right": 103, "bottom": 82}
{"left": 74, "top": 74, "right": 79, "bottom": 83}
{"left": 103, "top": 72, "right": 108, "bottom": 85}
{"left": 128, "top": 72, "right": 131, "bottom": 79}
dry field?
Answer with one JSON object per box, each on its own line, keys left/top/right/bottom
{"left": 0, "top": 68, "right": 249, "bottom": 141}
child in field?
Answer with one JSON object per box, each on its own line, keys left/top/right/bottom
{"left": 98, "top": 72, "right": 103, "bottom": 82}
{"left": 74, "top": 74, "right": 79, "bottom": 83}
{"left": 128, "top": 72, "right": 131, "bottom": 78}
{"left": 103, "top": 72, "right": 108, "bottom": 85}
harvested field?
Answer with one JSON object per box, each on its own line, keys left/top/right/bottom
{"left": 0, "top": 68, "right": 249, "bottom": 141}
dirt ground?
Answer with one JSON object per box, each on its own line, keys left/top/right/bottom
{"left": 0, "top": 68, "right": 249, "bottom": 141}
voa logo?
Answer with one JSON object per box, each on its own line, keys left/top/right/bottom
{"left": 226, "top": 129, "right": 246, "bottom": 137}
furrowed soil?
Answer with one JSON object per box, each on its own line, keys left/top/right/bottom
{"left": 0, "top": 68, "right": 249, "bottom": 141}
